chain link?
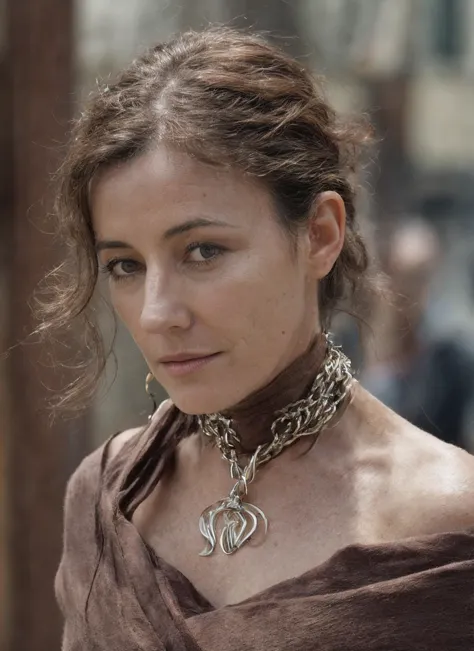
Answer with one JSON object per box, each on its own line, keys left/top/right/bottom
{"left": 198, "top": 337, "right": 354, "bottom": 496}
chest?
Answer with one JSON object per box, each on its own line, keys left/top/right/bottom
{"left": 133, "top": 451, "right": 388, "bottom": 607}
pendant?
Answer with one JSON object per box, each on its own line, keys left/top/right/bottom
{"left": 199, "top": 494, "right": 268, "bottom": 556}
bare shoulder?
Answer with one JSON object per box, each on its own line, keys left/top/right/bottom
{"left": 387, "top": 415, "right": 474, "bottom": 537}
{"left": 65, "top": 399, "right": 172, "bottom": 503}
{"left": 67, "top": 425, "right": 143, "bottom": 492}
{"left": 107, "top": 426, "right": 145, "bottom": 460}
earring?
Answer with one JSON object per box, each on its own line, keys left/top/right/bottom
{"left": 145, "top": 371, "right": 157, "bottom": 420}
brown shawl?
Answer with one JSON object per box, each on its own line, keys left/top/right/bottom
{"left": 56, "top": 341, "right": 474, "bottom": 650}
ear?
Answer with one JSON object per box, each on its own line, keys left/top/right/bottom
{"left": 306, "top": 191, "right": 346, "bottom": 279}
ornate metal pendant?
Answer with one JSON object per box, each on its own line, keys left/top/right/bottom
{"left": 199, "top": 491, "right": 268, "bottom": 556}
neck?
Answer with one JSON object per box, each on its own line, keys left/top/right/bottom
{"left": 220, "top": 334, "right": 328, "bottom": 452}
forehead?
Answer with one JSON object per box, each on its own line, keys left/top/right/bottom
{"left": 90, "top": 145, "right": 276, "bottom": 235}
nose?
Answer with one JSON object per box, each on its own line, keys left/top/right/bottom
{"left": 139, "top": 272, "right": 193, "bottom": 334}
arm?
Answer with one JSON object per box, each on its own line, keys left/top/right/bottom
{"left": 55, "top": 444, "right": 106, "bottom": 649}
{"left": 55, "top": 410, "right": 168, "bottom": 649}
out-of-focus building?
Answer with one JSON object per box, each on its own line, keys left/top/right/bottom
{"left": 302, "top": 0, "right": 474, "bottom": 338}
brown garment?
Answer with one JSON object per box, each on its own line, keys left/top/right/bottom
{"left": 56, "top": 341, "right": 474, "bottom": 650}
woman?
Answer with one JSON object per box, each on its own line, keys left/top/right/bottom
{"left": 50, "top": 27, "right": 474, "bottom": 650}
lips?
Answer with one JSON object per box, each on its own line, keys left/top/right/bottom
{"left": 158, "top": 352, "right": 217, "bottom": 364}
{"left": 158, "top": 352, "right": 221, "bottom": 377}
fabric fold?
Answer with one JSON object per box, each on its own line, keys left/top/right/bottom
{"left": 56, "top": 417, "right": 474, "bottom": 651}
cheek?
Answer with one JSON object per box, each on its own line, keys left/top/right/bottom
{"left": 200, "top": 253, "right": 307, "bottom": 340}
{"left": 110, "top": 285, "right": 143, "bottom": 334}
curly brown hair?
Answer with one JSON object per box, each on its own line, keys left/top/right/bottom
{"left": 38, "top": 26, "right": 373, "bottom": 412}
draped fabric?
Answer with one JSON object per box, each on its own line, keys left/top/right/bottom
{"left": 56, "top": 422, "right": 474, "bottom": 651}
{"left": 55, "top": 338, "right": 474, "bottom": 649}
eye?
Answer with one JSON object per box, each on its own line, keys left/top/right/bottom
{"left": 101, "top": 258, "right": 142, "bottom": 281}
{"left": 185, "top": 243, "right": 225, "bottom": 265}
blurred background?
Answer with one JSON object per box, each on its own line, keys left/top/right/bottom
{"left": 1, "top": 1, "right": 474, "bottom": 649}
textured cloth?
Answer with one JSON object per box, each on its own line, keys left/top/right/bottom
{"left": 56, "top": 339, "right": 474, "bottom": 650}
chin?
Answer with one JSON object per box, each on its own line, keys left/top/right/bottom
{"left": 168, "top": 386, "right": 241, "bottom": 416}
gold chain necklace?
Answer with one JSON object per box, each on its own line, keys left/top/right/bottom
{"left": 197, "top": 337, "right": 354, "bottom": 556}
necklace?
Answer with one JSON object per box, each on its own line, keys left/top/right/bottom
{"left": 197, "top": 336, "right": 354, "bottom": 556}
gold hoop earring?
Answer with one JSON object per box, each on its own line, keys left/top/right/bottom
{"left": 145, "top": 372, "right": 157, "bottom": 420}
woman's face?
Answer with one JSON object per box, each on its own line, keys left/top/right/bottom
{"left": 92, "top": 146, "right": 344, "bottom": 414}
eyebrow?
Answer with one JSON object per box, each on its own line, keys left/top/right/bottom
{"left": 163, "top": 217, "right": 237, "bottom": 240}
{"left": 95, "top": 217, "right": 236, "bottom": 253}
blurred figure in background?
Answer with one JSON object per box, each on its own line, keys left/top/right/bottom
{"left": 362, "top": 219, "right": 474, "bottom": 449}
